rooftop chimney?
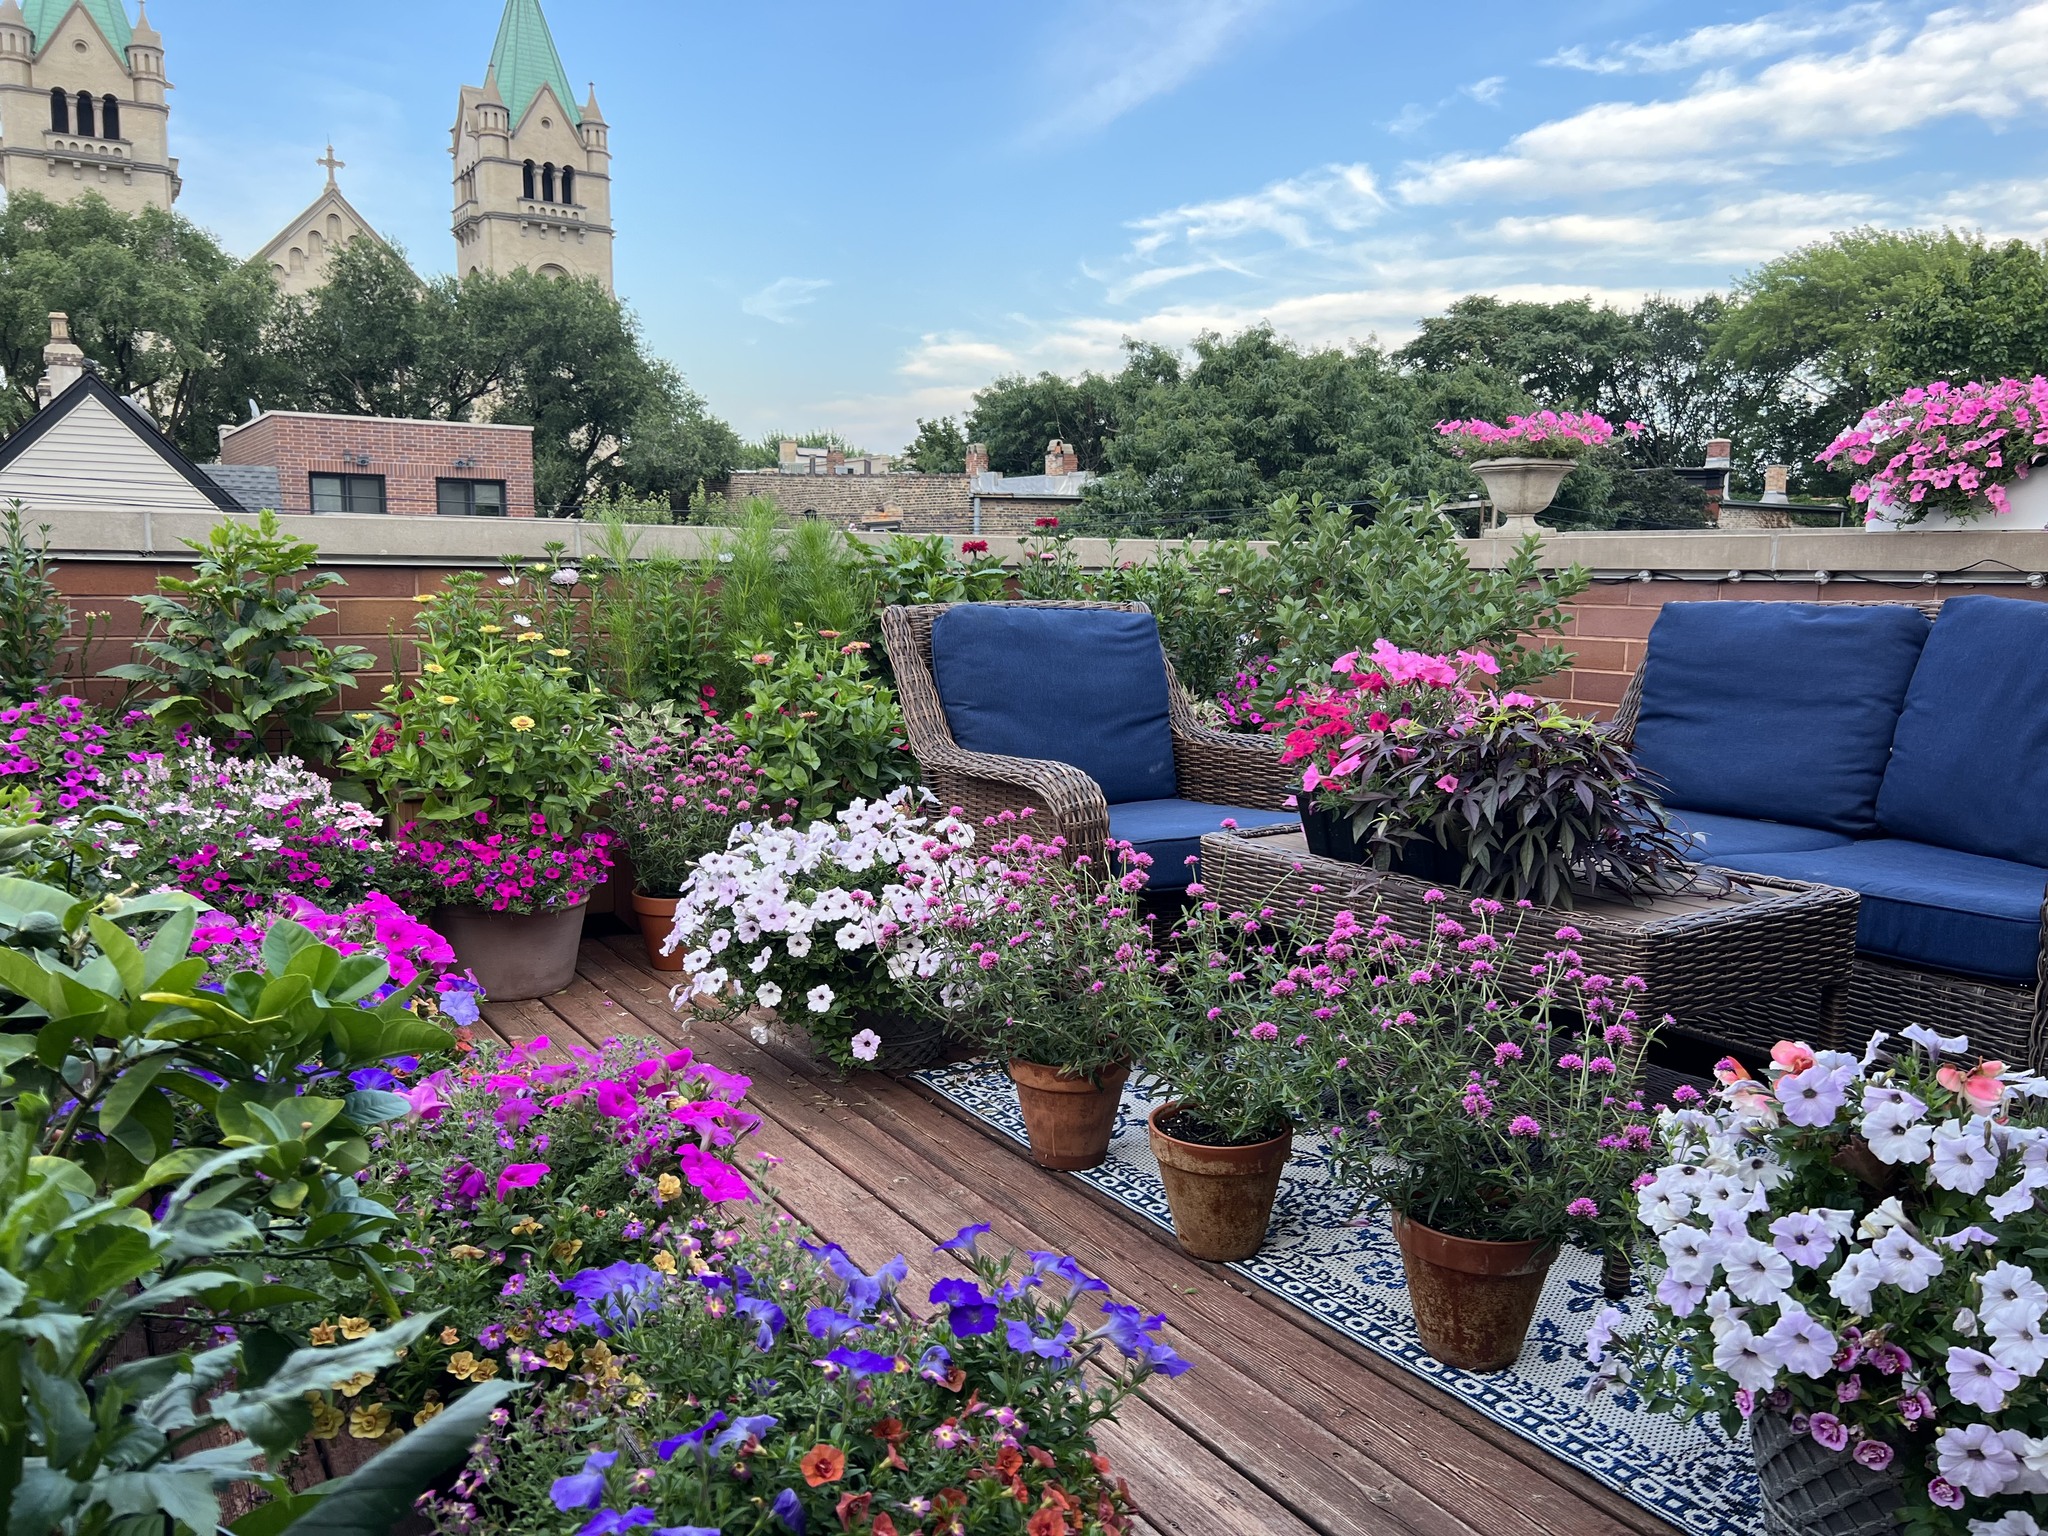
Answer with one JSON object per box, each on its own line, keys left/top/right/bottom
{"left": 1761, "top": 465, "right": 1790, "bottom": 505}
{"left": 1703, "top": 438, "right": 1733, "bottom": 469}
{"left": 1045, "top": 438, "right": 1078, "bottom": 476}
{"left": 965, "top": 442, "right": 990, "bottom": 477}
{"left": 36, "top": 312, "right": 86, "bottom": 408}
{"left": 778, "top": 438, "right": 799, "bottom": 470}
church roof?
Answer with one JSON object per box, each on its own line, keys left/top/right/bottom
{"left": 487, "top": 0, "right": 581, "bottom": 130}
{"left": 25, "top": 0, "right": 132, "bottom": 51}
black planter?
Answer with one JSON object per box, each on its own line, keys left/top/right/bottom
{"left": 854, "top": 1009, "right": 950, "bottom": 1075}
{"left": 1751, "top": 1412, "right": 1903, "bottom": 1535}
{"left": 1298, "top": 806, "right": 1464, "bottom": 885}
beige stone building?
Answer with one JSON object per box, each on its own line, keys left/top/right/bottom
{"left": 0, "top": 0, "right": 178, "bottom": 214}
{"left": 256, "top": 146, "right": 395, "bottom": 297}
{"left": 450, "top": 0, "right": 613, "bottom": 292}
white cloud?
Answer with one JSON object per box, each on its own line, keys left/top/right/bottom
{"left": 1022, "top": 0, "right": 1279, "bottom": 144}
{"left": 1128, "top": 163, "right": 1385, "bottom": 252}
{"left": 1461, "top": 75, "right": 1506, "bottom": 106}
{"left": 1384, "top": 102, "right": 1435, "bottom": 137}
{"left": 1545, "top": 5, "right": 1886, "bottom": 74}
{"left": 898, "top": 333, "right": 1023, "bottom": 381}
{"left": 740, "top": 277, "right": 831, "bottom": 324}
{"left": 1400, "top": 3, "right": 2048, "bottom": 205}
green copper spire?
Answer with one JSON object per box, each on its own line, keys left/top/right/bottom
{"left": 25, "top": 0, "right": 133, "bottom": 51}
{"left": 487, "top": 0, "right": 581, "bottom": 129}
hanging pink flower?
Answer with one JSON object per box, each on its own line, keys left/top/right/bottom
{"left": 495, "top": 1162, "right": 549, "bottom": 1201}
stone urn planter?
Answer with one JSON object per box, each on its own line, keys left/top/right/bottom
{"left": 630, "top": 889, "right": 684, "bottom": 971}
{"left": 1751, "top": 1411, "right": 1904, "bottom": 1535}
{"left": 433, "top": 899, "right": 588, "bottom": 1002}
{"left": 1391, "top": 1213, "right": 1558, "bottom": 1371}
{"left": 1007, "top": 1060, "right": 1130, "bottom": 1171}
{"left": 1471, "top": 456, "right": 1576, "bottom": 538}
{"left": 1147, "top": 1103, "right": 1292, "bottom": 1261}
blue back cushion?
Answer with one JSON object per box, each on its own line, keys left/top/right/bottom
{"left": 1629, "top": 601, "right": 1929, "bottom": 834}
{"left": 1878, "top": 596, "right": 2048, "bottom": 866}
{"left": 930, "top": 606, "right": 1178, "bottom": 805}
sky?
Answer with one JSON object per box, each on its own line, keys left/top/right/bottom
{"left": 142, "top": 0, "right": 2048, "bottom": 451}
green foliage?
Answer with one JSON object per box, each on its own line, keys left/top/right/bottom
{"left": 729, "top": 632, "right": 912, "bottom": 821}
{"left": 581, "top": 523, "right": 718, "bottom": 708}
{"left": 858, "top": 533, "right": 1008, "bottom": 616}
{"left": 967, "top": 369, "right": 1120, "bottom": 476}
{"left": 689, "top": 502, "right": 879, "bottom": 705}
{"left": 0, "top": 502, "right": 82, "bottom": 701}
{"left": 579, "top": 487, "right": 675, "bottom": 525}
{"left": 1884, "top": 237, "right": 2048, "bottom": 388}
{"left": 731, "top": 430, "right": 873, "bottom": 470}
{"left": 0, "top": 193, "right": 278, "bottom": 458}
{"left": 902, "top": 414, "right": 969, "bottom": 473}
{"left": 1601, "top": 466, "right": 1714, "bottom": 531}
{"left": 101, "top": 511, "right": 373, "bottom": 753}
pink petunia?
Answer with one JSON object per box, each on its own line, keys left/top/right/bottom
{"left": 496, "top": 1162, "right": 548, "bottom": 1201}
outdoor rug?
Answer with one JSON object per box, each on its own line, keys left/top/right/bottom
{"left": 913, "top": 1059, "right": 1762, "bottom": 1536}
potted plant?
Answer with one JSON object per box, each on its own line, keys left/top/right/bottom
{"left": 1132, "top": 886, "right": 1302, "bottom": 1260}
{"left": 1819, "top": 375, "right": 2048, "bottom": 529}
{"left": 667, "top": 788, "right": 983, "bottom": 1073}
{"left": 1436, "top": 411, "right": 1643, "bottom": 535}
{"left": 1588, "top": 1028, "right": 2048, "bottom": 1534}
{"left": 910, "top": 817, "right": 1163, "bottom": 1170}
{"left": 1289, "top": 900, "right": 1657, "bottom": 1370}
{"left": 1275, "top": 641, "right": 1695, "bottom": 908}
{"left": 605, "top": 705, "right": 784, "bottom": 970}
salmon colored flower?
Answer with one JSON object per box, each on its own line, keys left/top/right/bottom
{"left": 1769, "top": 1041, "right": 1816, "bottom": 1074}
{"left": 1938, "top": 1060, "right": 2007, "bottom": 1113}
{"left": 801, "top": 1442, "right": 847, "bottom": 1486}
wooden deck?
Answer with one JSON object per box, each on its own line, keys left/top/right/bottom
{"left": 479, "top": 930, "right": 1674, "bottom": 1536}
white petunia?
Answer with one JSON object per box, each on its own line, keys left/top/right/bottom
{"left": 683, "top": 948, "right": 713, "bottom": 973}
{"left": 1970, "top": 1511, "right": 2046, "bottom": 1535}
{"left": 707, "top": 927, "right": 731, "bottom": 953}
{"left": 755, "top": 981, "right": 783, "bottom": 1009}
{"left": 1655, "top": 1274, "right": 1707, "bottom": 1315}
{"left": 1719, "top": 1239, "right": 1794, "bottom": 1305}
{"left": 1937, "top": 1420, "right": 2020, "bottom": 1495}
{"left": 1948, "top": 1346, "right": 2021, "bottom": 1413}
{"left": 750, "top": 946, "right": 773, "bottom": 975}
{"left": 1710, "top": 1321, "right": 1781, "bottom": 1393}
{"left": 1658, "top": 1225, "right": 1718, "bottom": 1284}
{"left": 806, "top": 984, "right": 835, "bottom": 1013}
{"left": 786, "top": 933, "right": 812, "bottom": 958}
{"left": 1981, "top": 1262, "right": 2048, "bottom": 1318}
{"left": 1762, "top": 1305, "right": 1837, "bottom": 1378}
{"left": 849, "top": 1028, "right": 882, "bottom": 1063}
{"left": 1863, "top": 1104, "right": 1936, "bottom": 1165}
{"left": 1988, "top": 1310, "right": 2048, "bottom": 1379}
{"left": 1871, "top": 1227, "right": 1944, "bottom": 1293}
{"left": 1930, "top": 1119, "right": 2000, "bottom": 1194}
{"left": 1828, "top": 1250, "right": 1884, "bottom": 1315}
{"left": 1902, "top": 1022, "right": 1971, "bottom": 1057}
{"left": 1635, "top": 1178, "right": 1695, "bottom": 1234}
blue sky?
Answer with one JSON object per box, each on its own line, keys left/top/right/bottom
{"left": 150, "top": 1, "right": 2048, "bottom": 451}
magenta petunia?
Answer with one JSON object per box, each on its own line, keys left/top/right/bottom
{"left": 496, "top": 1162, "right": 550, "bottom": 1201}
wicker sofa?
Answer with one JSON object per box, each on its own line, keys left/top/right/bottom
{"left": 879, "top": 600, "right": 1295, "bottom": 887}
{"left": 1609, "top": 594, "right": 2048, "bottom": 1067}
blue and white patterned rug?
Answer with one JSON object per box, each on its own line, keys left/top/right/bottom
{"left": 913, "top": 1060, "right": 1761, "bottom": 1536}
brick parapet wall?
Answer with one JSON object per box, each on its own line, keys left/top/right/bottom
{"left": 218, "top": 414, "right": 537, "bottom": 518}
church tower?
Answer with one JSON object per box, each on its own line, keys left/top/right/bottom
{"left": 451, "top": 0, "right": 613, "bottom": 292}
{"left": 0, "top": 0, "right": 179, "bottom": 213}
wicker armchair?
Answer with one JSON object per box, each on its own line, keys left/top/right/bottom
{"left": 1608, "top": 597, "right": 2048, "bottom": 1069}
{"left": 880, "top": 600, "right": 1294, "bottom": 865}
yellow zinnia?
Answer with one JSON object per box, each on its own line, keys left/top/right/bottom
{"left": 480, "top": 623, "right": 503, "bottom": 634}
{"left": 423, "top": 662, "right": 445, "bottom": 675}
{"left": 517, "top": 630, "right": 543, "bottom": 642}
{"left": 510, "top": 715, "right": 536, "bottom": 732}
{"left": 548, "top": 647, "right": 572, "bottom": 658}
{"left": 436, "top": 695, "right": 460, "bottom": 706}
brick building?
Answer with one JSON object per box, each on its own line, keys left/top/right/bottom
{"left": 216, "top": 410, "right": 536, "bottom": 518}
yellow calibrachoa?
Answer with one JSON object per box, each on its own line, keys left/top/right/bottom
{"left": 348, "top": 1402, "right": 394, "bottom": 1440}
{"left": 307, "top": 1396, "right": 345, "bottom": 1439}
{"left": 413, "top": 593, "right": 437, "bottom": 604}
{"left": 338, "top": 1315, "right": 372, "bottom": 1340}
{"left": 510, "top": 715, "right": 537, "bottom": 732}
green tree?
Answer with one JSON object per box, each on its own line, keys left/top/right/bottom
{"left": 731, "top": 430, "right": 873, "bottom": 469}
{"left": 0, "top": 192, "right": 277, "bottom": 457}
{"left": 1394, "top": 294, "right": 1637, "bottom": 411}
{"left": 903, "top": 415, "right": 968, "bottom": 473}
{"left": 966, "top": 369, "right": 1121, "bottom": 475}
{"left": 1884, "top": 238, "right": 2048, "bottom": 387}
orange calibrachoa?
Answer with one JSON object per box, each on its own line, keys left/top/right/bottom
{"left": 800, "top": 1442, "right": 847, "bottom": 1486}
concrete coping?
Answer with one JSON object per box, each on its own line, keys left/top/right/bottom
{"left": 23, "top": 506, "right": 2048, "bottom": 584}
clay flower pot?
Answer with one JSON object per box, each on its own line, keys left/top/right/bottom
{"left": 630, "top": 889, "right": 684, "bottom": 971}
{"left": 1392, "top": 1212, "right": 1559, "bottom": 1372}
{"left": 1147, "top": 1103, "right": 1291, "bottom": 1261}
{"left": 433, "top": 899, "right": 588, "bottom": 1002}
{"left": 1006, "top": 1060, "right": 1130, "bottom": 1171}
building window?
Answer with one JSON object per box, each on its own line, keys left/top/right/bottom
{"left": 522, "top": 159, "right": 535, "bottom": 199}
{"left": 436, "top": 479, "right": 505, "bottom": 517}
{"left": 560, "top": 165, "right": 575, "bottom": 204}
{"left": 100, "top": 95, "right": 119, "bottom": 139}
{"left": 74, "top": 91, "right": 93, "bottom": 137}
{"left": 309, "top": 473, "right": 386, "bottom": 514}
{"left": 50, "top": 88, "right": 68, "bottom": 133}
{"left": 541, "top": 162, "right": 556, "bottom": 202}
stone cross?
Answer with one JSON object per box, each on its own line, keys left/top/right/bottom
{"left": 318, "top": 144, "right": 345, "bottom": 187}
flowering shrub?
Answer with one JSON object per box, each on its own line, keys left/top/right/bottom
{"left": 668, "top": 790, "right": 984, "bottom": 1070}
{"left": 1817, "top": 377, "right": 2048, "bottom": 524}
{"left": 393, "top": 813, "right": 614, "bottom": 916}
{"left": 1590, "top": 1028, "right": 2048, "bottom": 1532}
{"left": 1289, "top": 902, "right": 1658, "bottom": 1248}
{"left": 424, "top": 1221, "right": 1183, "bottom": 1536}
{"left": 293, "top": 1035, "right": 763, "bottom": 1433}
{"left": 76, "top": 738, "right": 390, "bottom": 908}
{"left": 1276, "top": 641, "right": 1692, "bottom": 907}
{"left": 907, "top": 818, "right": 1165, "bottom": 1081}
{"left": 1436, "top": 411, "right": 1644, "bottom": 461}
{"left": 604, "top": 715, "right": 783, "bottom": 898}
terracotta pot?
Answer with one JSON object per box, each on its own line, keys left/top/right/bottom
{"left": 433, "top": 899, "right": 588, "bottom": 1002}
{"left": 1147, "top": 1103, "right": 1291, "bottom": 1261}
{"left": 1006, "top": 1059, "right": 1130, "bottom": 1171}
{"left": 631, "top": 889, "right": 684, "bottom": 971}
{"left": 1391, "top": 1213, "right": 1558, "bottom": 1372}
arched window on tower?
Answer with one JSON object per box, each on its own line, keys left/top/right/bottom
{"left": 521, "top": 160, "right": 535, "bottom": 200}
{"left": 74, "top": 92, "right": 94, "bottom": 138}
{"left": 50, "top": 88, "right": 68, "bottom": 133}
{"left": 541, "top": 163, "right": 556, "bottom": 203}
{"left": 100, "top": 95, "right": 119, "bottom": 139}
{"left": 560, "top": 166, "right": 575, "bottom": 204}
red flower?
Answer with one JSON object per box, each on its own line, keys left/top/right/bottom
{"left": 834, "top": 1490, "right": 872, "bottom": 1528}
{"left": 801, "top": 1442, "right": 847, "bottom": 1486}
{"left": 1034, "top": 516, "right": 1059, "bottom": 528}
{"left": 961, "top": 539, "right": 989, "bottom": 554}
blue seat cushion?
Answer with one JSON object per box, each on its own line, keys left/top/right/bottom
{"left": 930, "top": 606, "right": 1177, "bottom": 806}
{"left": 1714, "top": 840, "right": 2048, "bottom": 985}
{"left": 1878, "top": 595, "right": 2048, "bottom": 867}
{"left": 1664, "top": 809, "right": 1854, "bottom": 860}
{"left": 1107, "top": 800, "right": 1298, "bottom": 890}
{"left": 1630, "top": 601, "right": 1929, "bottom": 835}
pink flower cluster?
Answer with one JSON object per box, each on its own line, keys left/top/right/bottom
{"left": 1817, "top": 376, "right": 2048, "bottom": 522}
{"left": 1436, "top": 411, "right": 1644, "bottom": 460}
{"left": 0, "top": 691, "right": 123, "bottom": 811}
{"left": 396, "top": 812, "right": 614, "bottom": 915}
{"left": 190, "top": 892, "right": 482, "bottom": 1018}
{"left": 604, "top": 719, "right": 786, "bottom": 895}
{"left": 1276, "top": 641, "right": 1512, "bottom": 796}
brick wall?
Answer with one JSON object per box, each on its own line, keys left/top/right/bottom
{"left": 725, "top": 470, "right": 1074, "bottom": 534}
{"left": 1537, "top": 578, "right": 2048, "bottom": 718}
{"left": 217, "top": 413, "right": 536, "bottom": 518}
